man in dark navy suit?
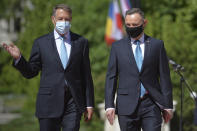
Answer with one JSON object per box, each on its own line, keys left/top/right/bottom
{"left": 3, "top": 4, "right": 94, "bottom": 131}
{"left": 105, "top": 8, "right": 173, "bottom": 131}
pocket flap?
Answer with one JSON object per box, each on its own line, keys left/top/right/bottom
{"left": 117, "top": 88, "right": 128, "bottom": 95}
{"left": 39, "top": 87, "right": 51, "bottom": 95}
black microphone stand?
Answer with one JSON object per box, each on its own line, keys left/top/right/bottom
{"left": 172, "top": 65, "right": 196, "bottom": 131}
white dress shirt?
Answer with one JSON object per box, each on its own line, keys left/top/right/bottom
{"left": 131, "top": 34, "right": 145, "bottom": 59}
{"left": 54, "top": 29, "right": 71, "bottom": 59}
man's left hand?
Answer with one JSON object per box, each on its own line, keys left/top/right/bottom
{"left": 162, "top": 109, "right": 173, "bottom": 123}
{"left": 84, "top": 108, "right": 93, "bottom": 122}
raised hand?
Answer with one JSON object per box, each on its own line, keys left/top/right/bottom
{"left": 3, "top": 43, "right": 21, "bottom": 59}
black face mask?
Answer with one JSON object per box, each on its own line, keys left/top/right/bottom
{"left": 125, "top": 24, "right": 144, "bottom": 38}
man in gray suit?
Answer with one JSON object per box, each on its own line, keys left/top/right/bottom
{"left": 105, "top": 8, "right": 173, "bottom": 131}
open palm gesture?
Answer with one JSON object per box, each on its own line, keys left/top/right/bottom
{"left": 3, "top": 43, "right": 21, "bottom": 59}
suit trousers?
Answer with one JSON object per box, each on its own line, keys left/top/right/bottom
{"left": 118, "top": 95, "right": 162, "bottom": 131}
{"left": 39, "top": 87, "right": 82, "bottom": 131}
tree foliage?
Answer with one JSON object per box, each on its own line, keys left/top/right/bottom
{"left": 0, "top": 0, "right": 197, "bottom": 130}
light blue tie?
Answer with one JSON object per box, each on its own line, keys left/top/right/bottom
{"left": 134, "top": 40, "right": 146, "bottom": 98}
{"left": 60, "top": 36, "right": 68, "bottom": 69}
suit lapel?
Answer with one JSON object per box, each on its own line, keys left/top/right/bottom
{"left": 141, "top": 34, "right": 151, "bottom": 73}
{"left": 65, "top": 32, "right": 76, "bottom": 71}
{"left": 125, "top": 37, "right": 139, "bottom": 73}
{"left": 49, "top": 32, "right": 65, "bottom": 71}
{"left": 49, "top": 31, "right": 77, "bottom": 71}
{"left": 125, "top": 34, "right": 151, "bottom": 74}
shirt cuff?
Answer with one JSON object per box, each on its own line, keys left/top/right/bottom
{"left": 106, "top": 108, "right": 115, "bottom": 111}
{"left": 14, "top": 55, "right": 21, "bottom": 65}
{"left": 87, "top": 107, "right": 93, "bottom": 108}
{"left": 164, "top": 109, "right": 173, "bottom": 111}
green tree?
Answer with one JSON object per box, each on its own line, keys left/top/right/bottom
{"left": 1, "top": 0, "right": 197, "bottom": 130}
{"left": 1, "top": 0, "right": 109, "bottom": 130}
{"left": 142, "top": 0, "right": 197, "bottom": 130}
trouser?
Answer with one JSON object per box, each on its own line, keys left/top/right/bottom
{"left": 39, "top": 88, "right": 82, "bottom": 131}
{"left": 118, "top": 95, "right": 162, "bottom": 131}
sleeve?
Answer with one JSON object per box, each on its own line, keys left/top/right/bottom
{"left": 159, "top": 41, "right": 173, "bottom": 109}
{"left": 105, "top": 44, "right": 118, "bottom": 109}
{"left": 81, "top": 39, "right": 95, "bottom": 107}
{"left": 13, "top": 39, "right": 42, "bottom": 79}
{"left": 14, "top": 55, "right": 22, "bottom": 65}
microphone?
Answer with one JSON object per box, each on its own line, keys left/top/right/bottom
{"left": 168, "top": 59, "right": 184, "bottom": 71}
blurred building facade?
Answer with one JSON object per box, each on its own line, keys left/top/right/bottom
{"left": 0, "top": 0, "right": 33, "bottom": 43}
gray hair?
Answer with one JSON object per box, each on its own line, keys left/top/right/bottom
{"left": 52, "top": 4, "right": 72, "bottom": 16}
{"left": 125, "top": 8, "right": 145, "bottom": 20}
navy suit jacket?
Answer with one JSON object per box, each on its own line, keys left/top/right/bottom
{"left": 105, "top": 34, "right": 173, "bottom": 115}
{"left": 14, "top": 31, "right": 94, "bottom": 118}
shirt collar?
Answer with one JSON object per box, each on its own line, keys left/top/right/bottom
{"left": 54, "top": 29, "right": 70, "bottom": 41}
{"left": 130, "top": 33, "right": 145, "bottom": 44}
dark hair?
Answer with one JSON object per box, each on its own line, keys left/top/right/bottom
{"left": 125, "top": 8, "right": 145, "bottom": 20}
{"left": 52, "top": 4, "right": 72, "bottom": 16}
